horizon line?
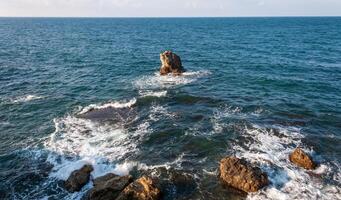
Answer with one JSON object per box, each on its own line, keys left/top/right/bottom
{"left": 1, "top": 15, "right": 341, "bottom": 18}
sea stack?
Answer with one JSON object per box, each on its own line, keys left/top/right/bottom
{"left": 159, "top": 51, "right": 185, "bottom": 75}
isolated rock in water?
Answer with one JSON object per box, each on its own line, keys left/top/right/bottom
{"left": 65, "top": 164, "right": 93, "bottom": 192}
{"left": 116, "top": 176, "right": 161, "bottom": 200}
{"left": 84, "top": 173, "right": 132, "bottom": 200}
{"left": 159, "top": 51, "right": 185, "bottom": 75}
{"left": 289, "top": 148, "right": 316, "bottom": 170}
{"left": 219, "top": 157, "right": 269, "bottom": 193}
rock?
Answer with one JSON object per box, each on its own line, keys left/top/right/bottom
{"left": 116, "top": 176, "right": 161, "bottom": 200}
{"left": 219, "top": 157, "right": 269, "bottom": 193}
{"left": 65, "top": 164, "right": 93, "bottom": 192}
{"left": 289, "top": 148, "right": 316, "bottom": 170}
{"left": 159, "top": 51, "right": 185, "bottom": 75}
{"left": 84, "top": 173, "right": 132, "bottom": 200}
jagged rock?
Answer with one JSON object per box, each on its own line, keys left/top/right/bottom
{"left": 83, "top": 173, "right": 132, "bottom": 200}
{"left": 116, "top": 176, "right": 161, "bottom": 200}
{"left": 65, "top": 164, "right": 93, "bottom": 192}
{"left": 219, "top": 157, "right": 269, "bottom": 193}
{"left": 289, "top": 148, "right": 316, "bottom": 170}
{"left": 159, "top": 51, "right": 185, "bottom": 75}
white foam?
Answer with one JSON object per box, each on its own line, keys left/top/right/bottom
{"left": 134, "top": 70, "right": 211, "bottom": 90}
{"left": 139, "top": 90, "right": 167, "bottom": 97}
{"left": 78, "top": 98, "right": 136, "bottom": 114}
{"left": 11, "top": 94, "right": 44, "bottom": 103}
{"left": 44, "top": 114, "right": 148, "bottom": 182}
{"left": 232, "top": 124, "right": 341, "bottom": 200}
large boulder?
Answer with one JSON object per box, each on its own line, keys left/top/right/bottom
{"left": 219, "top": 157, "right": 269, "bottom": 193}
{"left": 65, "top": 164, "right": 93, "bottom": 192}
{"left": 159, "top": 51, "right": 185, "bottom": 75}
{"left": 83, "top": 173, "right": 132, "bottom": 200}
{"left": 116, "top": 176, "right": 161, "bottom": 200}
{"left": 289, "top": 148, "right": 316, "bottom": 170}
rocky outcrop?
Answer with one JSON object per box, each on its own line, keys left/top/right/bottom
{"left": 116, "top": 176, "right": 161, "bottom": 200}
{"left": 289, "top": 148, "right": 316, "bottom": 170}
{"left": 84, "top": 173, "right": 132, "bottom": 200}
{"left": 65, "top": 164, "right": 93, "bottom": 192}
{"left": 159, "top": 51, "right": 185, "bottom": 75}
{"left": 219, "top": 157, "right": 269, "bottom": 193}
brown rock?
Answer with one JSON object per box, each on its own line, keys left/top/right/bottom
{"left": 159, "top": 51, "right": 185, "bottom": 75}
{"left": 289, "top": 148, "right": 316, "bottom": 170}
{"left": 84, "top": 173, "right": 132, "bottom": 200}
{"left": 219, "top": 157, "right": 269, "bottom": 193}
{"left": 116, "top": 176, "right": 161, "bottom": 200}
{"left": 65, "top": 164, "right": 93, "bottom": 192}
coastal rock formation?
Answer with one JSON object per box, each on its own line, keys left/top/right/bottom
{"left": 84, "top": 173, "right": 132, "bottom": 200}
{"left": 116, "top": 176, "right": 161, "bottom": 200}
{"left": 219, "top": 157, "right": 269, "bottom": 193}
{"left": 289, "top": 148, "right": 316, "bottom": 170}
{"left": 159, "top": 51, "right": 185, "bottom": 75}
{"left": 65, "top": 164, "right": 93, "bottom": 192}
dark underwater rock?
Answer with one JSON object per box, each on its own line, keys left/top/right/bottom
{"left": 83, "top": 173, "right": 132, "bottom": 200}
{"left": 219, "top": 157, "right": 269, "bottom": 193}
{"left": 160, "top": 51, "right": 185, "bottom": 76}
{"left": 78, "top": 107, "right": 136, "bottom": 123}
{"left": 289, "top": 148, "right": 316, "bottom": 170}
{"left": 65, "top": 164, "right": 93, "bottom": 192}
{"left": 116, "top": 176, "right": 161, "bottom": 200}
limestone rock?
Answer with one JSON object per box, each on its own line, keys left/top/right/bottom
{"left": 84, "top": 173, "right": 132, "bottom": 200}
{"left": 65, "top": 164, "right": 93, "bottom": 192}
{"left": 289, "top": 148, "right": 316, "bottom": 170}
{"left": 159, "top": 51, "right": 185, "bottom": 75}
{"left": 219, "top": 157, "right": 269, "bottom": 193}
{"left": 116, "top": 176, "right": 161, "bottom": 200}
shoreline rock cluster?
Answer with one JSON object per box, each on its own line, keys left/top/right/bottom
{"left": 63, "top": 52, "right": 318, "bottom": 199}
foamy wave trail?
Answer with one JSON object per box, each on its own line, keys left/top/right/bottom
{"left": 78, "top": 98, "right": 136, "bottom": 114}
{"left": 134, "top": 70, "right": 211, "bottom": 90}
{"left": 232, "top": 124, "right": 340, "bottom": 200}
{"left": 139, "top": 90, "right": 167, "bottom": 97}
{"left": 10, "top": 94, "right": 44, "bottom": 103}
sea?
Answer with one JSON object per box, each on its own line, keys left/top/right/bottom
{"left": 0, "top": 17, "right": 340, "bottom": 200}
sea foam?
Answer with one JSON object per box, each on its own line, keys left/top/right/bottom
{"left": 10, "top": 94, "right": 44, "bottom": 103}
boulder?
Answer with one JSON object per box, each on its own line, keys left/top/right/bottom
{"left": 289, "top": 148, "right": 316, "bottom": 170}
{"left": 159, "top": 51, "right": 185, "bottom": 75}
{"left": 84, "top": 173, "right": 132, "bottom": 200}
{"left": 219, "top": 157, "right": 269, "bottom": 193}
{"left": 65, "top": 164, "right": 93, "bottom": 192}
{"left": 116, "top": 176, "right": 161, "bottom": 200}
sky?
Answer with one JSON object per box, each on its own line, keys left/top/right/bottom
{"left": 0, "top": 0, "right": 340, "bottom": 17}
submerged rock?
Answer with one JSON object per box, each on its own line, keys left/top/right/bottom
{"left": 219, "top": 157, "right": 269, "bottom": 193}
{"left": 116, "top": 176, "right": 161, "bottom": 200}
{"left": 159, "top": 51, "right": 185, "bottom": 75}
{"left": 65, "top": 164, "right": 93, "bottom": 192}
{"left": 289, "top": 148, "right": 316, "bottom": 170}
{"left": 77, "top": 107, "right": 136, "bottom": 124}
{"left": 84, "top": 173, "right": 132, "bottom": 200}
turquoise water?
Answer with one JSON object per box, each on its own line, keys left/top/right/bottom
{"left": 0, "top": 17, "right": 340, "bottom": 199}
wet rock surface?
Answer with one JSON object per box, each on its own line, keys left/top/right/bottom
{"left": 289, "top": 148, "right": 316, "bottom": 170}
{"left": 116, "top": 176, "right": 161, "bottom": 200}
{"left": 159, "top": 51, "right": 185, "bottom": 75}
{"left": 64, "top": 164, "right": 93, "bottom": 192}
{"left": 219, "top": 157, "right": 269, "bottom": 193}
{"left": 84, "top": 173, "right": 132, "bottom": 200}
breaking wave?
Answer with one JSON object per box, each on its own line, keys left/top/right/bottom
{"left": 10, "top": 94, "right": 44, "bottom": 103}
{"left": 134, "top": 70, "right": 211, "bottom": 90}
{"left": 78, "top": 98, "right": 136, "bottom": 114}
{"left": 232, "top": 124, "right": 340, "bottom": 200}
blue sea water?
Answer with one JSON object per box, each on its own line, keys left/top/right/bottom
{"left": 0, "top": 17, "right": 340, "bottom": 200}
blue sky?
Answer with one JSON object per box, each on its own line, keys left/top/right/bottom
{"left": 0, "top": 0, "right": 340, "bottom": 17}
